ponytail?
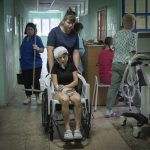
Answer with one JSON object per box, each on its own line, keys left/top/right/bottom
{"left": 60, "top": 7, "right": 76, "bottom": 25}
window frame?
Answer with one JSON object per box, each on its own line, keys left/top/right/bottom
{"left": 97, "top": 7, "right": 107, "bottom": 41}
{"left": 32, "top": 18, "right": 60, "bottom": 36}
{"left": 122, "top": 0, "right": 150, "bottom": 32}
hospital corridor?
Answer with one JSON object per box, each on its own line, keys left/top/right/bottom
{"left": 0, "top": 49, "right": 150, "bottom": 150}
{"left": 0, "top": 0, "right": 150, "bottom": 150}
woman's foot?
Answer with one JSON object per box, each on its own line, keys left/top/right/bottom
{"left": 73, "top": 130, "right": 82, "bottom": 139}
{"left": 23, "top": 96, "right": 31, "bottom": 105}
{"left": 64, "top": 130, "right": 74, "bottom": 140}
{"left": 105, "top": 109, "right": 116, "bottom": 118}
{"left": 36, "top": 94, "right": 42, "bottom": 105}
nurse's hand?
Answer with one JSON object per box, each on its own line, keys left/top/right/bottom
{"left": 33, "top": 44, "right": 40, "bottom": 51}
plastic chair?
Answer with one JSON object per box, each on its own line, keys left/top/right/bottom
{"left": 92, "top": 75, "right": 110, "bottom": 111}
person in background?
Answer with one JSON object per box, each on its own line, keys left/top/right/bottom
{"left": 105, "top": 14, "right": 141, "bottom": 117}
{"left": 74, "top": 22, "right": 85, "bottom": 73}
{"left": 51, "top": 46, "right": 82, "bottom": 140}
{"left": 47, "top": 8, "right": 80, "bottom": 73}
{"left": 97, "top": 40, "right": 104, "bottom": 45}
{"left": 98, "top": 37, "right": 114, "bottom": 84}
{"left": 20, "top": 23, "right": 44, "bottom": 105}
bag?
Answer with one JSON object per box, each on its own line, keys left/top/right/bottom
{"left": 17, "top": 73, "right": 24, "bottom": 84}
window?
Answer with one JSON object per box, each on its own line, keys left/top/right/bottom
{"left": 42, "top": 19, "right": 49, "bottom": 36}
{"left": 50, "top": 18, "right": 60, "bottom": 30}
{"left": 33, "top": 18, "right": 42, "bottom": 35}
{"left": 33, "top": 18, "right": 60, "bottom": 36}
{"left": 122, "top": 0, "right": 150, "bottom": 32}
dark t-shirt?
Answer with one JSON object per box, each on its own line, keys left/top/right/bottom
{"left": 51, "top": 62, "right": 77, "bottom": 85}
{"left": 47, "top": 26, "right": 79, "bottom": 60}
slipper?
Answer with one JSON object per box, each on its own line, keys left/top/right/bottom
{"left": 74, "top": 130, "right": 82, "bottom": 139}
{"left": 105, "top": 110, "right": 116, "bottom": 118}
{"left": 64, "top": 130, "right": 74, "bottom": 140}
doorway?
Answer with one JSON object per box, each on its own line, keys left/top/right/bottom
{"left": 97, "top": 8, "right": 107, "bottom": 41}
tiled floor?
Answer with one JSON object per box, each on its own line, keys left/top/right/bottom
{"left": 0, "top": 87, "right": 132, "bottom": 150}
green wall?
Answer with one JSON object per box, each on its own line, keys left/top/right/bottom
{"left": 0, "top": 0, "right": 27, "bottom": 106}
{"left": 3, "top": 0, "right": 17, "bottom": 106}
{"left": 80, "top": 0, "right": 121, "bottom": 41}
{"left": 0, "top": 0, "right": 5, "bottom": 105}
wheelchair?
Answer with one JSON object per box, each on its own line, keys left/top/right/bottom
{"left": 41, "top": 73, "right": 91, "bottom": 141}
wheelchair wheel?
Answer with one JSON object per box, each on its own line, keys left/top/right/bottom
{"left": 49, "top": 124, "right": 54, "bottom": 141}
{"left": 42, "top": 93, "right": 45, "bottom": 127}
{"left": 41, "top": 89, "right": 50, "bottom": 132}
{"left": 82, "top": 113, "right": 91, "bottom": 138}
{"left": 81, "top": 102, "right": 91, "bottom": 138}
{"left": 49, "top": 100, "right": 54, "bottom": 141}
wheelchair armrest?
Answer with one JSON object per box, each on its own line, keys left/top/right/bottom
{"left": 44, "top": 74, "right": 51, "bottom": 87}
{"left": 77, "top": 74, "right": 90, "bottom": 101}
{"left": 77, "top": 73, "right": 87, "bottom": 85}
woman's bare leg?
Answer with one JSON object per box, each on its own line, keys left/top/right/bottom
{"left": 54, "top": 93, "right": 70, "bottom": 131}
{"left": 70, "top": 93, "right": 82, "bottom": 130}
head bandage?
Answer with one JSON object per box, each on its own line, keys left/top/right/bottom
{"left": 54, "top": 46, "right": 68, "bottom": 59}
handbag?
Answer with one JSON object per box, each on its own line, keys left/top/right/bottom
{"left": 17, "top": 73, "right": 24, "bottom": 84}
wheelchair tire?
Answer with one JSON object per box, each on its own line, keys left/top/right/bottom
{"left": 41, "top": 89, "right": 50, "bottom": 132}
{"left": 42, "top": 93, "right": 45, "bottom": 127}
{"left": 83, "top": 113, "right": 91, "bottom": 138}
{"left": 49, "top": 100, "right": 54, "bottom": 141}
{"left": 49, "top": 131, "right": 54, "bottom": 141}
{"left": 81, "top": 103, "right": 91, "bottom": 138}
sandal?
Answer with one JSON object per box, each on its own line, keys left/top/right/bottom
{"left": 73, "top": 130, "right": 83, "bottom": 139}
{"left": 64, "top": 130, "right": 74, "bottom": 140}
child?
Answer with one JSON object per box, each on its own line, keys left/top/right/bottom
{"left": 98, "top": 37, "right": 114, "bottom": 84}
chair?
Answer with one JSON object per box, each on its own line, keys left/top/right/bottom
{"left": 41, "top": 73, "right": 91, "bottom": 141}
{"left": 92, "top": 75, "right": 110, "bottom": 111}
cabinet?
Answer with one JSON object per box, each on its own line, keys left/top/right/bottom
{"left": 83, "top": 45, "right": 108, "bottom": 105}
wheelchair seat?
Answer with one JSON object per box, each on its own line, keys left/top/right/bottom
{"left": 41, "top": 73, "right": 91, "bottom": 141}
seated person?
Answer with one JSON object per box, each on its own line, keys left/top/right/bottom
{"left": 51, "top": 46, "right": 82, "bottom": 140}
{"left": 98, "top": 37, "right": 114, "bottom": 84}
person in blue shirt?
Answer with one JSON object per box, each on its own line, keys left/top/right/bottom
{"left": 47, "top": 8, "right": 80, "bottom": 73}
{"left": 20, "top": 23, "right": 44, "bottom": 105}
{"left": 74, "top": 22, "right": 85, "bottom": 73}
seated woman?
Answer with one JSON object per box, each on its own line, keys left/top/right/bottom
{"left": 98, "top": 37, "right": 114, "bottom": 84}
{"left": 51, "top": 46, "right": 82, "bottom": 140}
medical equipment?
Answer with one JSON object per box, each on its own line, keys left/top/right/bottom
{"left": 120, "top": 32, "right": 150, "bottom": 138}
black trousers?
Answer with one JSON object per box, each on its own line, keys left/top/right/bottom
{"left": 22, "top": 67, "right": 42, "bottom": 96}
